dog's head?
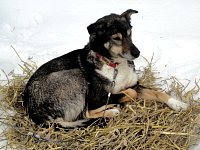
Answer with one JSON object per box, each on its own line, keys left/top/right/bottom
{"left": 87, "top": 9, "right": 140, "bottom": 60}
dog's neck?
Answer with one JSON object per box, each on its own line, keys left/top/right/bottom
{"left": 87, "top": 50, "right": 135, "bottom": 70}
{"left": 87, "top": 50, "right": 119, "bottom": 69}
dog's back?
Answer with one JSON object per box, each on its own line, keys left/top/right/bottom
{"left": 23, "top": 49, "right": 89, "bottom": 126}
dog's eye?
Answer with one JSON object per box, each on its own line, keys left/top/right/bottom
{"left": 112, "top": 33, "right": 122, "bottom": 41}
{"left": 112, "top": 37, "right": 121, "bottom": 41}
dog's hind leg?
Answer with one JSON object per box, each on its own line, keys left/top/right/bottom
{"left": 86, "top": 104, "right": 120, "bottom": 119}
{"left": 119, "top": 88, "right": 188, "bottom": 111}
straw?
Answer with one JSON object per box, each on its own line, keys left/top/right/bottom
{"left": 0, "top": 52, "right": 200, "bottom": 149}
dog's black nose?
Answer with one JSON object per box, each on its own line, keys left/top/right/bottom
{"left": 133, "top": 50, "right": 140, "bottom": 58}
{"left": 131, "top": 45, "right": 140, "bottom": 58}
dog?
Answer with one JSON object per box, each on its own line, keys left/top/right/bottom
{"left": 23, "top": 9, "right": 188, "bottom": 128}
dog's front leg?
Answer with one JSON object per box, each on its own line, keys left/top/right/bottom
{"left": 86, "top": 104, "right": 120, "bottom": 119}
{"left": 137, "top": 88, "right": 188, "bottom": 111}
{"left": 118, "top": 88, "right": 138, "bottom": 103}
{"left": 119, "top": 88, "right": 188, "bottom": 111}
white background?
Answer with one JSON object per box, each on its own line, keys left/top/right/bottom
{"left": 0, "top": 0, "right": 200, "bottom": 149}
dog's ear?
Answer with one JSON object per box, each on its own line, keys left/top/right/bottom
{"left": 87, "top": 23, "right": 96, "bottom": 34}
{"left": 121, "top": 9, "right": 138, "bottom": 21}
{"left": 87, "top": 22, "right": 107, "bottom": 35}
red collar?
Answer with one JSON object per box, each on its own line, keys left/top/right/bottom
{"left": 95, "top": 52, "right": 119, "bottom": 68}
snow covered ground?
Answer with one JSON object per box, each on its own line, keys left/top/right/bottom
{"left": 0, "top": 0, "right": 200, "bottom": 149}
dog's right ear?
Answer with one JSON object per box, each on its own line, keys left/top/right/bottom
{"left": 121, "top": 9, "right": 138, "bottom": 21}
{"left": 87, "top": 22, "right": 107, "bottom": 35}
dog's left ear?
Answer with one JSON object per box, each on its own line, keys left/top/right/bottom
{"left": 87, "top": 23, "right": 96, "bottom": 35}
{"left": 87, "top": 22, "right": 105, "bottom": 34}
{"left": 87, "top": 22, "right": 107, "bottom": 35}
{"left": 121, "top": 9, "right": 138, "bottom": 21}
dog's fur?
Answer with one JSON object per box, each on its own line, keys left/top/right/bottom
{"left": 23, "top": 9, "right": 188, "bottom": 128}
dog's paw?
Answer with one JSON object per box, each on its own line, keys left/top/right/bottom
{"left": 166, "top": 98, "right": 189, "bottom": 111}
{"left": 104, "top": 108, "right": 120, "bottom": 117}
{"left": 110, "top": 108, "right": 120, "bottom": 116}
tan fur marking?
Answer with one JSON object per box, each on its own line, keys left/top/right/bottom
{"left": 120, "top": 88, "right": 137, "bottom": 102}
{"left": 110, "top": 45, "right": 123, "bottom": 55}
{"left": 86, "top": 104, "right": 120, "bottom": 118}
{"left": 119, "top": 88, "right": 170, "bottom": 104}
{"left": 138, "top": 89, "right": 170, "bottom": 103}
{"left": 119, "top": 88, "right": 188, "bottom": 111}
{"left": 87, "top": 104, "right": 116, "bottom": 114}
{"left": 122, "top": 38, "right": 130, "bottom": 53}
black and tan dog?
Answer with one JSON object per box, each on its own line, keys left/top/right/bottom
{"left": 23, "top": 9, "right": 188, "bottom": 128}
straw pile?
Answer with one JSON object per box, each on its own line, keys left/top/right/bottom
{"left": 0, "top": 54, "right": 200, "bottom": 150}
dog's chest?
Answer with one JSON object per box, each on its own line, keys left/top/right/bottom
{"left": 95, "top": 60, "right": 138, "bottom": 94}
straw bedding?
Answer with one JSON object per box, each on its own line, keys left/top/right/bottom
{"left": 0, "top": 55, "right": 200, "bottom": 150}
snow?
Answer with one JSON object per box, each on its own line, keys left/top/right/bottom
{"left": 0, "top": 0, "right": 200, "bottom": 149}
